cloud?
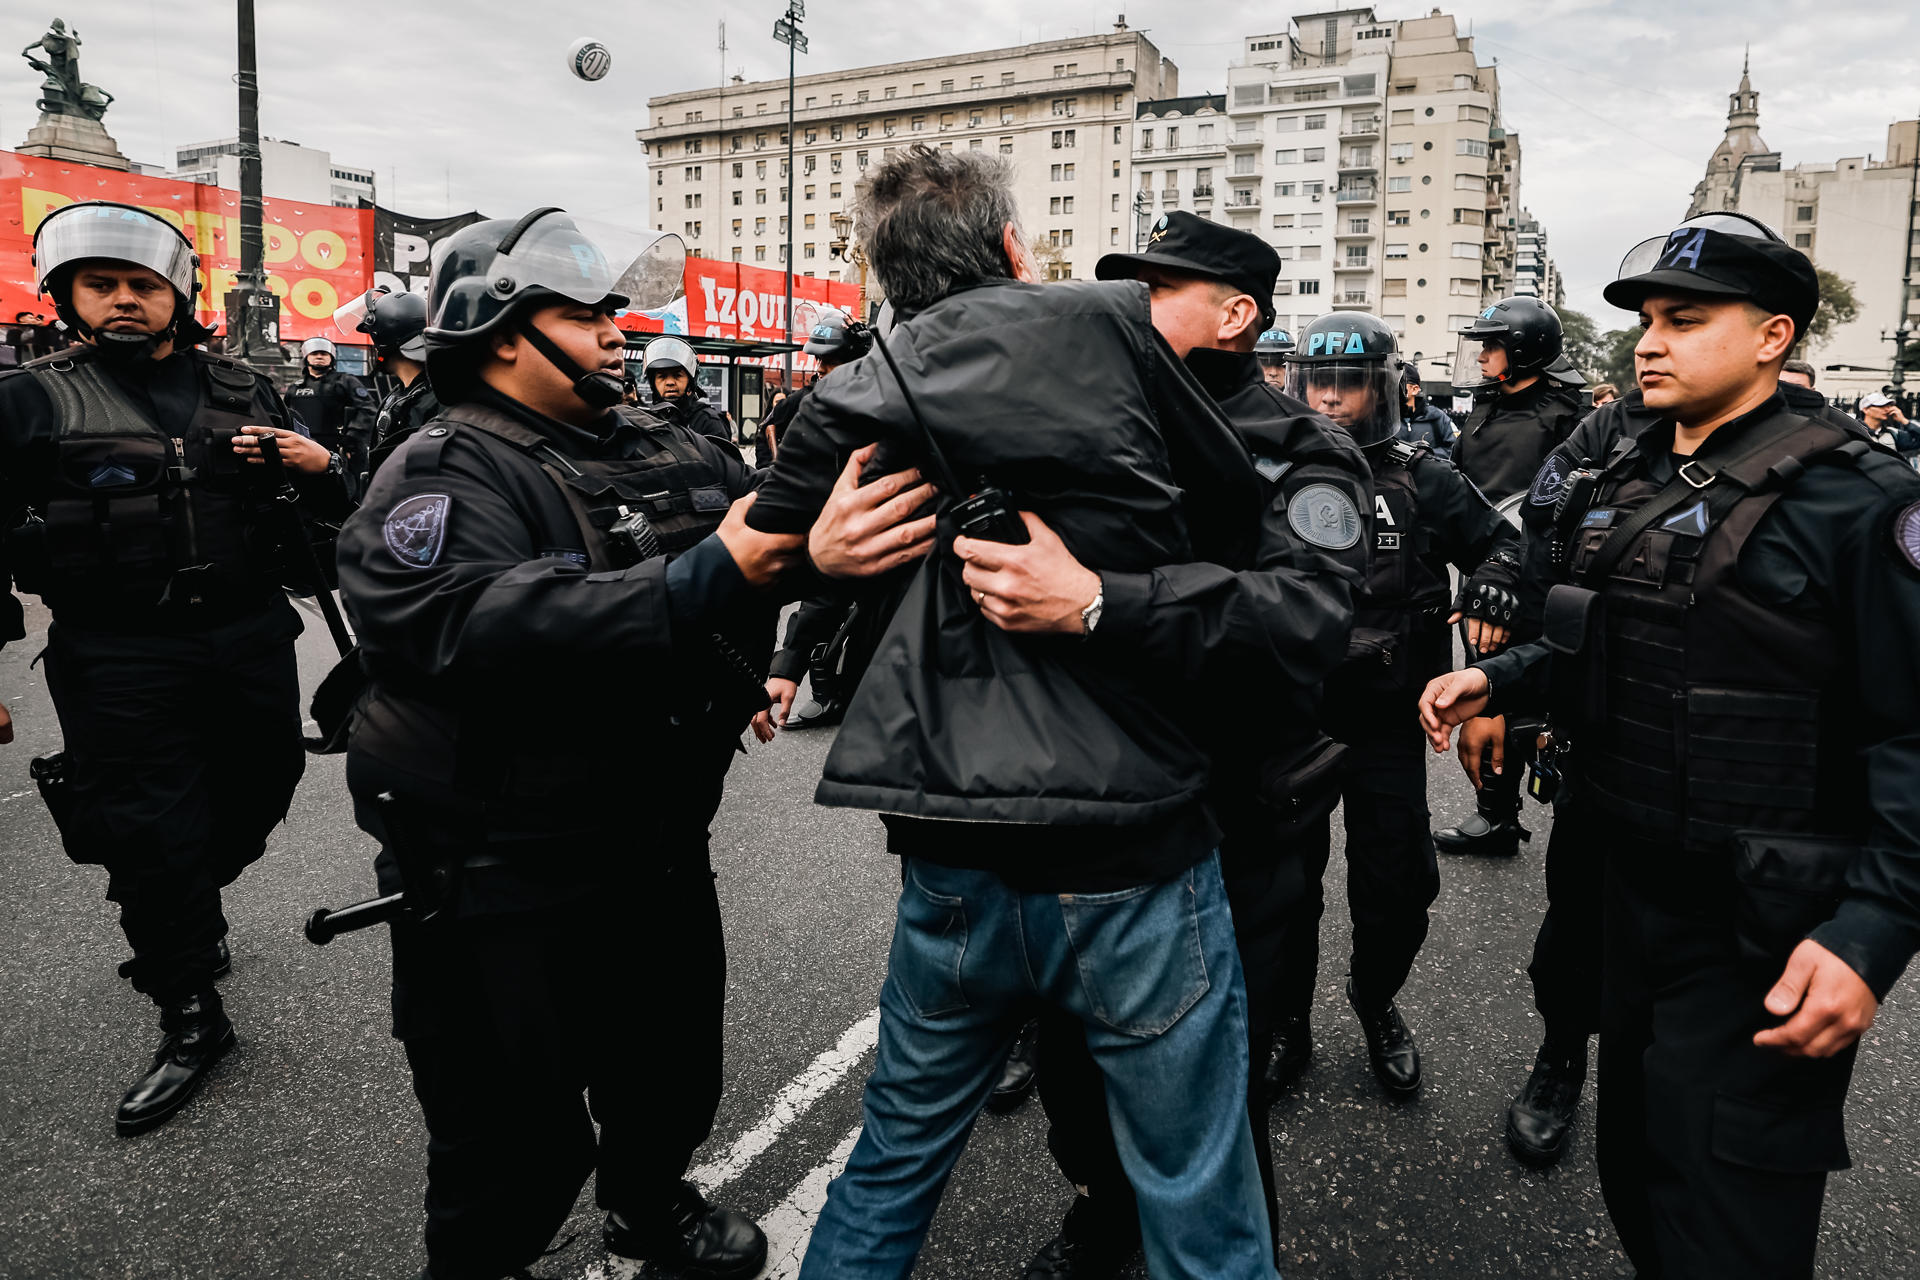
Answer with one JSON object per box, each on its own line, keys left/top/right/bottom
{"left": 5, "top": 1, "right": 1914, "bottom": 333}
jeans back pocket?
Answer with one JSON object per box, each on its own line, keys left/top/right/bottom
{"left": 1060, "top": 870, "right": 1211, "bottom": 1038}
{"left": 887, "top": 864, "right": 972, "bottom": 1019}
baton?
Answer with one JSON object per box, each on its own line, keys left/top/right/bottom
{"left": 253, "top": 431, "right": 354, "bottom": 656}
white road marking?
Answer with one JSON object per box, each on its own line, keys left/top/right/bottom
{"left": 0, "top": 789, "right": 37, "bottom": 805}
{"left": 688, "top": 1008, "right": 879, "bottom": 1193}
{"left": 757, "top": 1122, "right": 864, "bottom": 1279}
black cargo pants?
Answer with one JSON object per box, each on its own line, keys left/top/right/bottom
{"left": 40, "top": 599, "right": 305, "bottom": 1002}
{"left": 1598, "top": 850, "right": 1859, "bottom": 1280}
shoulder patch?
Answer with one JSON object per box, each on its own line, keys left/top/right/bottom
{"left": 1288, "top": 482, "right": 1363, "bottom": 551}
{"left": 1895, "top": 501, "right": 1920, "bottom": 574}
{"left": 1528, "top": 452, "right": 1569, "bottom": 507}
{"left": 1252, "top": 454, "right": 1293, "bottom": 483}
{"left": 383, "top": 493, "right": 452, "bottom": 569}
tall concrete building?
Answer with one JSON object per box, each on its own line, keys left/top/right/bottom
{"left": 1128, "top": 93, "right": 1228, "bottom": 252}
{"left": 169, "top": 137, "right": 375, "bottom": 208}
{"left": 1213, "top": 8, "right": 1522, "bottom": 375}
{"left": 1686, "top": 62, "right": 1920, "bottom": 399}
{"left": 636, "top": 25, "right": 1177, "bottom": 293}
{"left": 1514, "top": 210, "right": 1563, "bottom": 308}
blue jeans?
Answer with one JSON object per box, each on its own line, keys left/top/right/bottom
{"left": 801, "top": 852, "right": 1278, "bottom": 1280}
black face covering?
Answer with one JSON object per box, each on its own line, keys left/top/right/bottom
{"left": 92, "top": 326, "right": 167, "bottom": 367}
{"left": 513, "top": 313, "right": 626, "bottom": 409}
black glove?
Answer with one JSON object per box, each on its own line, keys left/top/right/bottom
{"left": 1455, "top": 575, "right": 1519, "bottom": 627}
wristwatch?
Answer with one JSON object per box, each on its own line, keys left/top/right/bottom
{"left": 1079, "top": 583, "right": 1104, "bottom": 637}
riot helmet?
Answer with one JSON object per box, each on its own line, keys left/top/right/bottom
{"left": 1284, "top": 312, "right": 1403, "bottom": 447}
{"left": 1254, "top": 326, "right": 1295, "bottom": 365}
{"left": 335, "top": 287, "right": 428, "bottom": 361}
{"left": 301, "top": 335, "right": 336, "bottom": 376}
{"left": 424, "top": 207, "right": 686, "bottom": 407}
{"left": 1604, "top": 210, "right": 1816, "bottom": 344}
{"left": 1453, "top": 296, "right": 1564, "bottom": 391}
{"left": 643, "top": 337, "right": 698, "bottom": 398}
{"left": 801, "top": 306, "right": 873, "bottom": 366}
{"left": 32, "top": 200, "right": 208, "bottom": 360}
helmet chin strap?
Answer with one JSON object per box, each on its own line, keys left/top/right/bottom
{"left": 513, "top": 313, "right": 625, "bottom": 410}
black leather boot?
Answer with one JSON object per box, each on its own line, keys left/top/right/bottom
{"left": 1347, "top": 978, "right": 1421, "bottom": 1096}
{"left": 1432, "top": 811, "right": 1530, "bottom": 857}
{"left": 603, "top": 1183, "right": 767, "bottom": 1279}
{"left": 987, "top": 1018, "right": 1041, "bottom": 1113}
{"left": 1506, "top": 1041, "right": 1588, "bottom": 1166}
{"left": 784, "top": 696, "right": 844, "bottom": 730}
{"left": 1263, "top": 1015, "right": 1313, "bottom": 1096}
{"left": 1023, "top": 1193, "right": 1141, "bottom": 1279}
{"left": 211, "top": 937, "right": 231, "bottom": 980}
{"left": 115, "top": 988, "right": 236, "bottom": 1136}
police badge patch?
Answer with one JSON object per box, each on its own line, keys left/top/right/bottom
{"left": 384, "top": 493, "right": 451, "bottom": 569}
{"left": 1289, "top": 483, "right": 1363, "bottom": 550}
{"left": 1528, "top": 453, "right": 1568, "bottom": 507}
{"left": 1895, "top": 501, "right": 1920, "bottom": 574}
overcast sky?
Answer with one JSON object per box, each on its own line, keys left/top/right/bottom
{"left": 5, "top": 1, "right": 1916, "bottom": 332}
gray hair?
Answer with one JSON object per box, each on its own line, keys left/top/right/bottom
{"left": 1782, "top": 358, "right": 1817, "bottom": 386}
{"left": 857, "top": 143, "right": 1020, "bottom": 314}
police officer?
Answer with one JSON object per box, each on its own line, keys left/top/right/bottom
{"left": 335, "top": 209, "right": 800, "bottom": 1280}
{"left": 973, "top": 212, "right": 1371, "bottom": 1275}
{"left": 644, "top": 335, "right": 738, "bottom": 458}
{"left": 1253, "top": 324, "right": 1293, "bottom": 387}
{"left": 284, "top": 334, "right": 374, "bottom": 487}
{"left": 1277, "top": 312, "right": 1520, "bottom": 1098}
{"left": 756, "top": 305, "right": 868, "bottom": 468}
{"left": 1420, "top": 213, "right": 1920, "bottom": 1277}
{"left": 333, "top": 286, "right": 439, "bottom": 490}
{"left": 0, "top": 201, "right": 347, "bottom": 1134}
{"left": 1434, "top": 295, "right": 1583, "bottom": 857}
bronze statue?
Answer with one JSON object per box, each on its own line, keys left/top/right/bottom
{"left": 21, "top": 18, "right": 113, "bottom": 122}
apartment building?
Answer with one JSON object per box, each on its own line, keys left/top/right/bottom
{"left": 636, "top": 25, "right": 1177, "bottom": 294}
{"left": 1687, "top": 60, "right": 1920, "bottom": 399}
{"left": 1207, "top": 8, "right": 1521, "bottom": 377}
{"left": 1129, "top": 94, "right": 1228, "bottom": 252}
{"left": 1514, "top": 210, "right": 1564, "bottom": 308}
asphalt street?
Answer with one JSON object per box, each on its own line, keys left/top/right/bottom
{"left": 2, "top": 595, "right": 1916, "bottom": 1280}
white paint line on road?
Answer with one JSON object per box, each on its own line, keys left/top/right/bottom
{"left": 758, "top": 1121, "right": 864, "bottom": 1279}
{"left": 688, "top": 1008, "right": 879, "bottom": 1194}
{"left": 0, "top": 788, "right": 37, "bottom": 805}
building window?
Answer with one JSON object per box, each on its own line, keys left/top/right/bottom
{"left": 731, "top": 219, "right": 742, "bottom": 235}
{"left": 1002, "top": 71, "right": 1015, "bottom": 85}
{"left": 1796, "top": 206, "right": 1815, "bottom": 222}
{"left": 856, "top": 122, "right": 870, "bottom": 139}
{"left": 685, "top": 221, "right": 701, "bottom": 237}
{"left": 1452, "top": 278, "right": 1480, "bottom": 295}
{"left": 1275, "top": 149, "right": 1297, "bottom": 165}
{"left": 1299, "top": 245, "right": 1322, "bottom": 262}
{"left": 656, "top": 170, "right": 665, "bottom": 186}
{"left": 1198, "top": 124, "right": 1214, "bottom": 143}
{"left": 1052, "top": 99, "right": 1076, "bottom": 117}
{"left": 804, "top": 213, "right": 816, "bottom": 228}
{"left": 1389, "top": 142, "right": 1413, "bottom": 161}
{"left": 731, "top": 191, "right": 742, "bottom": 206}
{"left": 1301, "top": 212, "right": 1324, "bottom": 227}
{"left": 941, "top": 79, "right": 954, "bottom": 92}
{"left": 1050, "top": 163, "right": 1076, "bottom": 181}
{"left": 971, "top": 75, "right": 985, "bottom": 88}
{"left": 1304, "top": 114, "right": 1326, "bottom": 131}
{"left": 683, "top": 166, "right": 702, "bottom": 180}
{"left": 1457, "top": 138, "right": 1489, "bottom": 157}
{"left": 1052, "top": 129, "right": 1077, "bottom": 148}
{"left": 1454, "top": 73, "right": 1476, "bottom": 90}
{"left": 911, "top": 83, "right": 925, "bottom": 95}
{"left": 755, "top": 217, "right": 767, "bottom": 234}
{"left": 1167, "top": 127, "right": 1180, "bottom": 149}
{"left": 1302, "top": 181, "right": 1324, "bottom": 195}
{"left": 1387, "top": 176, "right": 1412, "bottom": 193}
{"left": 755, "top": 246, "right": 767, "bottom": 261}
{"left": 1453, "top": 208, "right": 1484, "bottom": 225}
{"left": 1384, "top": 279, "right": 1407, "bottom": 296}
{"left": 731, "top": 162, "right": 744, "bottom": 178}
{"left": 1794, "top": 232, "right": 1812, "bottom": 247}
{"left": 830, "top": 124, "right": 843, "bottom": 141}
{"left": 804, "top": 243, "right": 816, "bottom": 259}
{"left": 1303, "top": 148, "right": 1326, "bottom": 163}
{"left": 1386, "top": 243, "right": 1409, "bottom": 259}
{"left": 755, "top": 189, "right": 767, "bottom": 204}
{"left": 1387, "top": 209, "right": 1411, "bottom": 225}
{"left": 1452, "top": 241, "right": 1480, "bottom": 258}
{"left": 684, "top": 194, "right": 701, "bottom": 209}
{"left": 856, "top": 150, "right": 869, "bottom": 168}
{"left": 1233, "top": 154, "right": 1256, "bottom": 175}
{"left": 1455, "top": 174, "right": 1484, "bottom": 191}
{"left": 804, "top": 129, "right": 817, "bottom": 144}
{"left": 1141, "top": 128, "right": 1155, "bottom": 151}
{"left": 1111, "top": 193, "right": 1121, "bottom": 212}
{"left": 884, "top": 86, "right": 897, "bottom": 99}
{"left": 686, "top": 139, "right": 702, "bottom": 154}
{"left": 970, "top": 138, "right": 983, "bottom": 151}
{"left": 1274, "top": 182, "right": 1296, "bottom": 197}
{"left": 804, "top": 184, "right": 816, "bottom": 200}
{"left": 731, "top": 247, "right": 742, "bottom": 261}
{"left": 971, "top": 109, "right": 984, "bottom": 127}
{"left": 830, "top": 182, "right": 842, "bottom": 198}
{"left": 803, "top": 155, "right": 816, "bottom": 174}
{"left": 1274, "top": 214, "right": 1296, "bottom": 228}
{"left": 1348, "top": 217, "right": 1370, "bottom": 234}
{"left": 998, "top": 136, "right": 1014, "bottom": 154}
{"left": 857, "top": 89, "right": 870, "bottom": 102}
{"left": 911, "top": 116, "right": 926, "bottom": 132}
{"left": 1298, "top": 279, "right": 1321, "bottom": 295}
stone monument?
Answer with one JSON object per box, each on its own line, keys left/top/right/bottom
{"left": 17, "top": 18, "right": 129, "bottom": 169}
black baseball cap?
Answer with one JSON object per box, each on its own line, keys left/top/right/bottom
{"left": 1096, "top": 211, "right": 1280, "bottom": 326}
{"left": 1603, "top": 213, "right": 1820, "bottom": 341}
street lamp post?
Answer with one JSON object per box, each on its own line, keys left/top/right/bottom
{"left": 772, "top": 3, "right": 808, "bottom": 394}
{"left": 1132, "top": 189, "right": 1151, "bottom": 252}
{"left": 829, "top": 209, "right": 867, "bottom": 321}
{"left": 225, "top": 0, "right": 287, "bottom": 377}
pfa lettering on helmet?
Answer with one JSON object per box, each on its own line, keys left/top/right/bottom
{"left": 1658, "top": 228, "right": 1709, "bottom": 273}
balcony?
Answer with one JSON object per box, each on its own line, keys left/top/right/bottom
{"left": 1335, "top": 182, "right": 1379, "bottom": 205}
{"left": 1335, "top": 224, "right": 1373, "bottom": 239}
{"left": 1335, "top": 258, "right": 1372, "bottom": 272}
{"left": 1192, "top": 186, "right": 1215, "bottom": 201}
{"left": 1131, "top": 141, "right": 1226, "bottom": 162}
{"left": 1226, "top": 133, "right": 1263, "bottom": 151}
{"left": 1331, "top": 293, "right": 1376, "bottom": 310}
{"left": 1225, "top": 192, "right": 1262, "bottom": 210}
{"left": 1340, "top": 115, "right": 1382, "bottom": 140}
{"left": 1158, "top": 187, "right": 1179, "bottom": 202}
{"left": 1338, "top": 152, "right": 1376, "bottom": 174}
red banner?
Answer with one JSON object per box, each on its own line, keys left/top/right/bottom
{"left": 0, "top": 149, "right": 371, "bottom": 341}
{"left": 680, "top": 258, "right": 863, "bottom": 342}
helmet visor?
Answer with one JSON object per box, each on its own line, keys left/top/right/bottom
{"left": 491, "top": 212, "right": 686, "bottom": 314}
{"left": 333, "top": 287, "right": 381, "bottom": 340}
{"left": 644, "top": 336, "right": 696, "bottom": 374}
{"left": 34, "top": 203, "right": 197, "bottom": 299}
{"left": 1452, "top": 333, "right": 1510, "bottom": 391}
{"left": 1615, "top": 212, "right": 1783, "bottom": 282}
{"left": 1286, "top": 360, "right": 1398, "bottom": 446}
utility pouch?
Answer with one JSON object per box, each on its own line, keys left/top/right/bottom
{"left": 1543, "top": 583, "right": 1605, "bottom": 724}
{"left": 304, "top": 647, "right": 368, "bottom": 755}
{"left": 1341, "top": 624, "right": 1409, "bottom": 690}
{"left": 30, "top": 751, "right": 105, "bottom": 865}
{"left": 1255, "top": 735, "right": 1350, "bottom": 840}
{"left": 48, "top": 434, "right": 172, "bottom": 576}
{"left": 1731, "top": 831, "right": 1857, "bottom": 968}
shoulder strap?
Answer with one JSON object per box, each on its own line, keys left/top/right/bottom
{"left": 1578, "top": 411, "right": 1844, "bottom": 586}
{"left": 430, "top": 404, "right": 614, "bottom": 570}
{"left": 27, "top": 346, "right": 160, "bottom": 439}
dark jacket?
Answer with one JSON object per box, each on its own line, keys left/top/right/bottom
{"left": 751, "top": 278, "right": 1261, "bottom": 848}
{"left": 1399, "top": 399, "right": 1457, "bottom": 457}
{"left": 1454, "top": 377, "right": 1584, "bottom": 502}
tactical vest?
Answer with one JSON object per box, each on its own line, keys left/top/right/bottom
{"left": 1554, "top": 406, "right": 1871, "bottom": 850}
{"left": 1343, "top": 441, "right": 1451, "bottom": 689}
{"left": 428, "top": 401, "right": 733, "bottom": 568}
{"left": 366, "top": 378, "right": 442, "bottom": 487}
{"left": 7, "top": 346, "right": 277, "bottom": 611}
{"left": 284, "top": 371, "right": 356, "bottom": 449}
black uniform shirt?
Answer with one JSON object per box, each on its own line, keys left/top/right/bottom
{"left": 0, "top": 346, "right": 335, "bottom": 647}
{"left": 1479, "top": 392, "right": 1920, "bottom": 998}
{"left": 284, "top": 368, "right": 373, "bottom": 450}
{"left": 1454, "top": 377, "right": 1584, "bottom": 503}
